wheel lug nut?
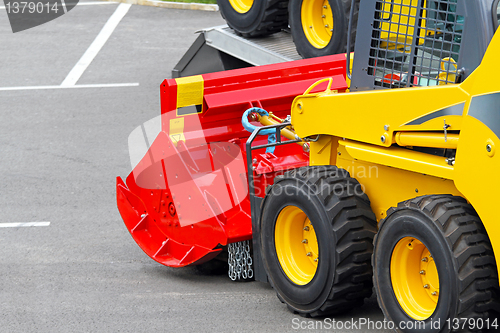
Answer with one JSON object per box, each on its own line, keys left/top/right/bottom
{"left": 325, "top": 24, "right": 329, "bottom": 28}
{"left": 303, "top": 226, "right": 309, "bottom": 231}
{"left": 307, "top": 252, "right": 312, "bottom": 257}
{"left": 323, "top": 5, "right": 327, "bottom": 8}
{"left": 432, "top": 291, "right": 438, "bottom": 296}
{"left": 302, "top": 239, "right": 308, "bottom": 244}
{"left": 314, "top": 258, "right": 318, "bottom": 262}
{"left": 424, "top": 284, "right": 429, "bottom": 289}
{"left": 322, "top": 15, "right": 326, "bottom": 18}
{"left": 420, "top": 270, "right": 426, "bottom": 275}
{"left": 422, "top": 257, "right": 428, "bottom": 262}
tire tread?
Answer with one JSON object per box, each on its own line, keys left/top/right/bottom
{"left": 375, "top": 195, "right": 499, "bottom": 331}
{"left": 274, "top": 165, "right": 377, "bottom": 317}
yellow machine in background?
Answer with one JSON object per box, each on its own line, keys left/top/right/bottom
{"left": 218, "top": 0, "right": 438, "bottom": 58}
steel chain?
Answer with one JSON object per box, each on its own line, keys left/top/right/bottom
{"left": 228, "top": 240, "right": 253, "bottom": 281}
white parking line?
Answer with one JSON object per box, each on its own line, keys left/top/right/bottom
{"left": 61, "top": 3, "right": 132, "bottom": 86}
{"left": 60, "top": 0, "right": 68, "bottom": 13}
{"left": 74, "top": 1, "right": 119, "bottom": 5}
{"left": 0, "top": 83, "right": 139, "bottom": 91}
{"left": 0, "top": 222, "right": 51, "bottom": 228}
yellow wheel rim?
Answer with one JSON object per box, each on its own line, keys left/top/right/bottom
{"left": 391, "top": 237, "right": 440, "bottom": 320}
{"left": 229, "top": 0, "right": 254, "bottom": 14}
{"left": 301, "top": 0, "right": 334, "bottom": 49}
{"left": 275, "top": 206, "right": 319, "bottom": 285}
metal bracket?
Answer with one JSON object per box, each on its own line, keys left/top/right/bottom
{"left": 245, "top": 122, "right": 302, "bottom": 282}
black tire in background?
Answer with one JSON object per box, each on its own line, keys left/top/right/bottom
{"left": 289, "top": 0, "right": 358, "bottom": 58}
{"left": 373, "top": 195, "right": 500, "bottom": 333}
{"left": 260, "top": 166, "right": 377, "bottom": 316}
{"left": 218, "top": 0, "right": 290, "bottom": 37}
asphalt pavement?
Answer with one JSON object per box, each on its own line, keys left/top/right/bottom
{"left": 0, "top": 2, "right": 390, "bottom": 332}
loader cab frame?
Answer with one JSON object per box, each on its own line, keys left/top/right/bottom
{"left": 350, "top": 0, "right": 497, "bottom": 92}
{"left": 495, "top": 0, "right": 500, "bottom": 30}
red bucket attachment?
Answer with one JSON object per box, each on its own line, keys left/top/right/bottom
{"left": 117, "top": 54, "right": 348, "bottom": 267}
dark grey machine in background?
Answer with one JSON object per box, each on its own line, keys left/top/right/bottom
{"left": 172, "top": 25, "right": 302, "bottom": 78}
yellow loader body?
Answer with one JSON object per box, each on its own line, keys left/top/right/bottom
{"left": 292, "top": 29, "right": 500, "bottom": 276}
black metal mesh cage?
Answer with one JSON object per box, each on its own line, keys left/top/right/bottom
{"left": 368, "top": 0, "right": 464, "bottom": 88}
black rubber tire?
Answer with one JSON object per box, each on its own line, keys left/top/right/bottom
{"left": 289, "top": 0, "right": 358, "bottom": 58}
{"left": 373, "top": 195, "right": 500, "bottom": 333}
{"left": 260, "top": 166, "right": 377, "bottom": 316}
{"left": 217, "top": 0, "right": 289, "bottom": 37}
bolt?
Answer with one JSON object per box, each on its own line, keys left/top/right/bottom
{"left": 252, "top": 158, "right": 257, "bottom": 164}
{"left": 302, "top": 239, "right": 308, "bottom": 244}
{"left": 307, "top": 252, "right": 312, "bottom": 257}
{"left": 303, "top": 226, "right": 310, "bottom": 231}
{"left": 432, "top": 291, "right": 438, "bottom": 296}
{"left": 420, "top": 270, "right": 426, "bottom": 275}
{"left": 381, "top": 135, "right": 386, "bottom": 143}
{"left": 487, "top": 144, "right": 492, "bottom": 152}
{"left": 424, "top": 284, "right": 430, "bottom": 289}
{"left": 325, "top": 24, "right": 329, "bottom": 28}
{"left": 322, "top": 15, "right": 326, "bottom": 18}
{"left": 140, "top": 214, "right": 146, "bottom": 218}
{"left": 314, "top": 258, "right": 318, "bottom": 262}
{"left": 309, "top": 26, "right": 313, "bottom": 29}
{"left": 422, "top": 257, "right": 428, "bottom": 262}
{"left": 384, "top": 125, "right": 390, "bottom": 131}
{"left": 323, "top": 5, "right": 327, "bottom": 8}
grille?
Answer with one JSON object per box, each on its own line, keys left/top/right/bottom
{"left": 368, "top": 0, "right": 464, "bottom": 88}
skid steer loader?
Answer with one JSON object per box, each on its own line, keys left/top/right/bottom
{"left": 117, "top": 0, "right": 500, "bottom": 330}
